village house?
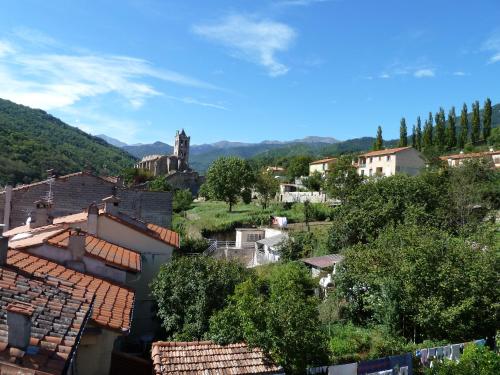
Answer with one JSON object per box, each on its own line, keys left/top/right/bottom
{"left": 357, "top": 146, "right": 425, "bottom": 177}
{"left": 151, "top": 341, "right": 284, "bottom": 375}
{"left": 0, "top": 231, "right": 134, "bottom": 375}
{"left": 0, "top": 170, "right": 173, "bottom": 231}
{"left": 309, "top": 157, "right": 337, "bottom": 176}
{"left": 265, "top": 166, "right": 287, "bottom": 180}
{"left": 4, "top": 197, "right": 178, "bottom": 341}
{"left": 252, "top": 228, "right": 288, "bottom": 267}
{"left": 439, "top": 148, "right": 500, "bottom": 168}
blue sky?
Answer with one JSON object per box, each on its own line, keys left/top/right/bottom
{"left": 0, "top": 0, "right": 499, "bottom": 145}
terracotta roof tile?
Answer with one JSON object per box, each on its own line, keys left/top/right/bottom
{"left": 439, "top": 150, "right": 500, "bottom": 160}
{"left": 151, "top": 341, "right": 283, "bottom": 375}
{"left": 0, "top": 265, "right": 92, "bottom": 375}
{"left": 7, "top": 250, "right": 134, "bottom": 334}
{"left": 359, "top": 146, "right": 413, "bottom": 157}
{"left": 146, "top": 223, "right": 180, "bottom": 248}
{"left": 309, "top": 157, "right": 337, "bottom": 165}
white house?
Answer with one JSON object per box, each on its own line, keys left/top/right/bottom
{"left": 309, "top": 157, "right": 337, "bottom": 176}
{"left": 252, "top": 228, "right": 287, "bottom": 267}
{"left": 357, "top": 146, "right": 425, "bottom": 177}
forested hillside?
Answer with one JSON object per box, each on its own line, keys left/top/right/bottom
{"left": 0, "top": 99, "right": 136, "bottom": 185}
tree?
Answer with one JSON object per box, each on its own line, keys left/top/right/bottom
{"left": 373, "top": 126, "right": 383, "bottom": 150}
{"left": 202, "top": 156, "right": 254, "bottom": 211}
{"left": 287, "top": 156, "right": 313, "bottom": 180}
{"left": 335, "top": 224, "right": 498, "bottom": 342}
{"left": 149, "top": 175, "right": 172, "bottom": 191}
{"left": 411, "top": 125, "right": 417, "bottom": 148}
{"left": 151, "top": 256, "right": 250, "bottom": 340}
{"left": 446, "top": 106, "right": 457, "bottom": 150}
{"left": 459, "top": 103, "right": 469, "bottom": 149}
{"left": 173, "top": 189, "right": 193, "bottom": 213}
{"left": 423, "top": 119, "right": 433, "bottom": 149}
{"left": 427, "top": 344, "right": 500, "bottom": 375}
{"left": 435, "top": 107, "right": 446, "bottom": 150}
{"left": 399, "top": 118, "right": 408, "bottom": 147}
{"left": 483, "top": 97, "right": 492, "bottom": 140}
{"left": 471, "top": 100, "right": 481, "bottom": 144}
{"left": 323, "top": 155, "right": 362, "bottom": 203}
{"left": 208, "top": 263, "right": 328, "bottom": 374}
{"left": 254, "top": 170, "right": 279, "bottom": 209}
{"left": 416, "top": 116, "right": 422, "bottom": 151}
{"left": 303, "top": 171, "right": 323, "bottom": 192}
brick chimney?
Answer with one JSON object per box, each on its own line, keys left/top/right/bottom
{"left": 87, "top": 203, "right": 99, "bottom": 235}
{"left": 6, "top": 302, "right": 34, "bottom": 350}
{"left": 29, "top": 200, "right": 53, "bottom": 229}
{"left": 102, "top": 195, "right": 121, "bottom": 215}
{"left": 66, "top": 228, "right": 86, "bottom": 273}
{"left": 0, "top": 232, "right": 7, "bottom": 266}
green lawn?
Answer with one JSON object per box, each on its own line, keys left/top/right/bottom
{"left": 173, "top": 200, "right": 324, "bottom": 238}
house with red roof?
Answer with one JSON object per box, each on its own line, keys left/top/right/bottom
{"left": 357, "top": 146, "right": 426, "bottom": 177}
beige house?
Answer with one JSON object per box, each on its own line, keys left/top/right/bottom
{"left": 309, "top": 157, "right": 337, "bottom": 175}
{"left": 439, "top": 149, "right": 500, "bottom": 168}
{"left": 357, "top": 146, "right": 425, "bottom": 177}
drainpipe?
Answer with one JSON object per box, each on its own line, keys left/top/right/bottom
{"left": 3, "top": 185, "right": 12, "bottom": 231}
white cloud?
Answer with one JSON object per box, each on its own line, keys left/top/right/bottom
{"left": 0, "top": 41, "right": 219, "bottom": 111}
{"left": 413, "top": 68, "right": 435, "bottom": 78}
{"left": 193, "top": 15, "right": 296, "bottom": 77}
{"left": 453, "top": 71, "right": 466, "bottom": 76}
{"left": 165, "top": 95, "right": 228, "bottom": 110}
{"left": 13, "top": 27, "right": 59, "bottom": 47}
{"left": 482, "top": 32, "right": 500, "bottom": 63}
{"left": 276, "top": 0, "right": 330, "bottom": 6}
{"left": 379, "top": 73, "right": 390, "bottom": 79}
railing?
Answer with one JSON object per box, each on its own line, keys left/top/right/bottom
{"left": 203, "top": 239, "right": 256, "bottom": 256}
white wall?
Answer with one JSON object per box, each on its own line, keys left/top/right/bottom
{"left": 309, "top": 163, "right": 328, "bottom": 175}
{"left": 77, "top": 325, "right": 120, "bottom": 375}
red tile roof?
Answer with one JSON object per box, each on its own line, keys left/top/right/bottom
{"left": 0, "top": 265, "right": 93, "bottom": 375}
{"left": 146, "top": 223, "right": 180, "bottom": 249}
{"left": 310, "top": 157, "right": 337, "bottom": 165}
{"left": 46, "top": 229, "right": 141, "bottom": 272}
{"left": 151, "top": 341, "right": 283, "bottom": 375}
{"left": 302, "top": 254, "right": 344, "bottom": 269}
{"left": 7, "top": 250, "right": 134, "bottom": 334}
{"left": 439, "top": 150, "right": 500, "bottom": 160}
{"left": 360, "top": 146, "right": 413, "bottom": 157}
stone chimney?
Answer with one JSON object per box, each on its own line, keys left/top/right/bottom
{"left": 29, "top": 200, "right": 53, "bottom": 229}
{"left": 102, "top": 195, "right": 121, "bottom": 215}
{"left": 87, "top": 203, "right": 99, "bottom": 235}
{"left": 68, "top": 228, "right": 86, "bottom": 261}
{"left": 0, "top": 232, "right": 7, "bottom": 266}
{"left": 6, "top": 302, "right": 34, "bottom": 350}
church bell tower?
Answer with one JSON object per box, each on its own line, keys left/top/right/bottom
{"left": 174, "top": 129, "right": 190, "bottom": 170}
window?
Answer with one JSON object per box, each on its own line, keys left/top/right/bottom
{"left": 386, "top": 155, "right": 390, "bottom": 161}
{"left": 369, "top": 169, "right": 372, "bottom": 176}
{"left": 369, "top": 157, "right": 372, "bottom": 163}
{"left": 360, "top": 169, "right": 365, "bottom": 176}
{"left": 247, "top": 233, "right": 262, "bottom": 242}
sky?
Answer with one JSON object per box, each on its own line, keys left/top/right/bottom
{"left": 0, "top": 0, "right": 499, "bottom": 145}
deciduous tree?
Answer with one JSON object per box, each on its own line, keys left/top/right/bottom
{"left": 254, "top": 170, "right": 280, "bottom": 209}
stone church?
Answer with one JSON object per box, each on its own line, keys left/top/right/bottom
{"left": 135, "top": 130, "right": 204, "bottom": 195}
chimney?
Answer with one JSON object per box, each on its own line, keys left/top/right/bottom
{"left": 87, "top": 203, "right": 98, "bottom": 235}
{"left": 6, "top": 302, "right": 34, "bottom": 350}
{"left": 0, "top": 231, "right": 7, "bottom": 266}
{"left": 68, "top": 228, "right": 86, "bottom": 261}
{"left": 102, "top": 195, "right": 121, "bottom": 215}
{"left": 29, "top": 200, "right": 53, "bottom": 229}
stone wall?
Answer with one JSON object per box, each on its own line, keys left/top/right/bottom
{"left": 165, "top": 171, "right": 205, "bottom": 196}
{"left": 0, "top": 172, "right": 172, "bottom": 229}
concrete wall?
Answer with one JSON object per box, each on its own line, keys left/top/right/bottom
{"left": 309, "top": 163, "right": 329, "bottom": 175}
{"left": 395, "top": 148, "right": 426, "bottom": 176}
{"left": 97, "top": 216, "right": 173, "bottom": 338}
{"left": 77, "top": 325, "right": 120, "bottom": 375}
{"left": 279, "top": 191, "right": 329, "bottom": 203}
{"left": 0, "top": 173, "right": 172, "bottom": 229}
{"left": 235, "top": 229, "right": 264, "bottom": 248}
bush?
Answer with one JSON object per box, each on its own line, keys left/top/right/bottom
{"left": 173, "top": 189, "right": 193, "bottom": 213}
{"left": 426, "top": 344, "right": 500, "bottom": 375}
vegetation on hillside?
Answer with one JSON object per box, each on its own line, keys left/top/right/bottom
{"left": 0, "top": 98, "right": 135, "bottom": 185}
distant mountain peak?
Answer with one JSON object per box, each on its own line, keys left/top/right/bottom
{"left": 96, "top": 134, "right": 128, "bottom": 148}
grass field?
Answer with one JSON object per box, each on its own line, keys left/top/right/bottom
{"left": 173, "top": 200, "right": 333, "bottom": 238}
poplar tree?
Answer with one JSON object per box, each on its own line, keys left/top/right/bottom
{"left": 399, "top": 117, "right": 408, "bottom": 147}
{"left": 471, "top": 101, "right": 480, "bottom": 144}
{"left": 458, "top": 103, "right": 468, "bottom": 149}
{"left": 423, "top": 119, "right": 433, "bottom": 149}
{"left": 373, "top": 126, "right": 383, "bottom": 150}
{"left": 483, "top": 98, "right": 492, "bottom": 140}
{"left": 446, "top": 106, "right": 457, "bottom": 150}
{"left": 435, "top": 107, "right": 446, "bottom": 150}
{"left": 416, "top": 116, "right": 422, "bottom": 151}
{"left": 411, "top": 125, "right": 416, "bottom": 148}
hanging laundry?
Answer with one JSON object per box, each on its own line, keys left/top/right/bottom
{"left": 357, "top": 357, "right": 391, "bottom": 374}
{"left": 328, "top": 362, "right": 358, "bottom": 375}
{"left": 389, "top": 353, "right": 413, "bottom": 375}
{"left": 450, "top": 344, "right": 461, "bottom": 361}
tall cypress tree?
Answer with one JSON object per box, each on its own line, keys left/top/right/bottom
{"left": 416, "top": 116, "right": 422, "bottom": 151}
{"left": 446, "top": 106, "right": 457, "bottom": 150}
{"left": 411, "top": 125, "right": 416, "bottom": 148}
{"left": 483, "top": 97, "right": 492, "bottom": 140}
{"left": 373, "top": 126, "right": 383, "bottom": 150}
{"left": 435, "top": 107, "right": 446, "bottom": 150}
{"left": 399, "top": 117, "right": 408, "bottom": 147}
{"left": 471, "top": 100, "right": 480, "bottom": 144}
{"left": 458, "top": 103, "right": 468, "bottom": 149}
{"left": 423, "top": 120, "right": 433, "bottom": 148}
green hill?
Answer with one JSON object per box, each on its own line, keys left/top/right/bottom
{"left": 0, "top": 98, "right": 136, "bottom": 185}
